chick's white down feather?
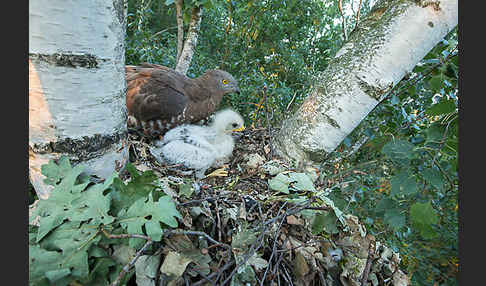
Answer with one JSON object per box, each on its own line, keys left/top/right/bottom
{"left": 150, "top": 109, "right": 244, "bottom": 178}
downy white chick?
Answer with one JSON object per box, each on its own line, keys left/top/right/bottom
{"left": 150, "top": 109, "right": 245, "bottom": 178}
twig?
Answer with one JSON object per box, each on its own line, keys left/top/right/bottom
{"left": 111, "top": 240, "right": 153, "bottom": 286}
{"left": 360, "top": 238, "right": 376, "bottom": 286}
{"left": 163, "top": 230, "right": 229, "bottom": 247}
{"left": 272, "top": 235, "right": 289, "bottom": 276}
{"left": 179, "top": 194, "right": 227, "bottom": 206}
{"left": 101, "top": 228, "right": 151, "bottom": 241}
{"left": 150, "top": 26, "right": 178, "bottom": 39}
{"left": 190, "top": 268, "right": 217, "bottom": 286}
{"left": 286, "top": 91, "right": 298, "bottom": 111}
{"left": 192, "top": 261, "right": 236, "bottom": 286}
{"left": 260, "top": 209, "right": 288, "bottom": 285}
{"left": 101, "top": 227, "right": 154, "bottom": 286}
{"left": 215, "top": 199, "right": 222, "bottom": 242}
{"left": 304, "top": 206, "right": 331, "bottom": 211}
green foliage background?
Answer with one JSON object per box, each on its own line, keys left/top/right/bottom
{"left": 125, "top": 0, "right": 459, "bottom": 284}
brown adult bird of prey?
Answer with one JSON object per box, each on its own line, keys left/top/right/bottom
{"left": 125, "top": 63, "right": 240, "bottom": 136}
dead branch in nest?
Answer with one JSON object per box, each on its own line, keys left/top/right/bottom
{"left": 360, "top": 238, "right": 376, "bottom": 286}
{"left": 101, "top": 227, "right": 153, "bottom": 286}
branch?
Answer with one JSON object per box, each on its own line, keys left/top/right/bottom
{"left": 360, "top": 237, "right": 376, "bottom": 286}
{"left": 338, "top": 0, "right": 348, "bottom": 40}
{"left": 176, "top": 0, "right": 184, "bottom": 62}
{"left": 175, "top": 5, "right": 203, "bottom": 74}
{"left": 102, "top": 226, "right": 154, "bottom": 286}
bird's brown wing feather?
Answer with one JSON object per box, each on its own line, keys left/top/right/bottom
{"left": 138, "top": 62, "right": 168, "bottom": 69}
{"left": 127, "top": 68, "right": 189, "bottom": 121}
{"left": 133, "top": 87, "right": 188, "bottom": 122}
{"left": 125, "top": 65, "right": 223, "bottom": 136}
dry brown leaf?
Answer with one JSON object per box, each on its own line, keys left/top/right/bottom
{"left": 286, "top": 215, "right": 304, "bottom": 226}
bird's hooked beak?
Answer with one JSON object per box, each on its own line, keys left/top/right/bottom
{"left": 225, "top": 125, "right": 245, "bottom": 135}
{"left": 232, "top": 125, "right": 245, "bottom": 132}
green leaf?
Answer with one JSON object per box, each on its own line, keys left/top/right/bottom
{"left": 39, "top": 221, "right": 100, "bottom": 278}
{"left": 425, "top": 123, "right": 445, "bottom": 147}
{"left": 375, "top": 198, "right": 399, "bottom": 216}
{"left": 31, "top": 164, "right": 89, "bottom": 242}
{"left": 31, "top": 167, "right": 116, "bottom": 243}
{"left": 426, "top": 99, "right": 456, "bottom": 116}
{"left": 428, "top": 75, "right": 443, "bottom": 92}
{"left": 179, "top": 180, "right": 194, "bottom": 198}
{"left": 71, "top": 173, "right": 116, "bottom": 226}
{"left": 83, "top": 257, "right": 116, "bottom": 285}
{"left": 111, "top": 164, "right": 159, "bottom": 215}
{"left": 231, "top": 265, "right": 257, "bottom": 286}
{"left": 29, "top": 245, "right": 67, "bottom": 285}
{"left": 232, "top": 226, "right": 258, "bottom": 250}
{"left": 408, "top": 85, "right": 416, "bottom": 97}
{"left": 390, "top": 169, "right": 418, "bottom": 196}
{"left": 311, "top": 211, "right": 339, "bottom": 235}
{"left": 422, "top": 168, "right": 445, "bottom": 192}
{"left": 288, "top": 172, "right": 316, "bottom": 191}
{"left": 382, "top": 139, "right": 415, "bottom": 166}
{"left": 165, "top": 0, "right": 175, "bottom": 6}
{"left": 410, "top": 201, "right": 438, "bottom": 239}
{"left": 384, "top": 208, "right": 406, "bottom": 231}
{"left": 119, "top": 194, "right": 182, "bottom": 247}
{"left": 41, "top": 155, "right": 72, "bottom": 186}
{"left": 45, "top": 269, "right": 71, "bottom": 283}
{"left": 135, "top": 254, "right": 162, "bottom": 286}
{"left": 268, "top": 173, "right": 291, "bottom": 194}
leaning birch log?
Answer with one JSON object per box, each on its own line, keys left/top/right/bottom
{"left": 273, "top": 0, "right": 458, "bottom": 164}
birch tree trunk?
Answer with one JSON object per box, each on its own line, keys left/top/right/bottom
{"left": 273, "top": 0, "right": 458, "bottom": 164}
{"left": 29, "top": 0, "right": 128, "bottom": 199}
{"left": 175, "top": 5, "right": 203, "bottom": 75}
{"left": 176, "top": 0, "right": 185, "bottom": 62}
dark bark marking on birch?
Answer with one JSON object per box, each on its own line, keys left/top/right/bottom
{"left": 113, "top": 0, "right": 126, "bottom": 26}
{"left": 324, "top": 114, "right": 341, "bottom": 129}
{"left": 415, "top": 0, "right": 441, "bottom": 11}
{"left": 355, "top": 74, "right": 393, "bottom": 101}
{"left": 29, "top": 53, "right": 107, "bottom": 69}
{"left": 31, "top": 131, "right": 128, "bottom": 162}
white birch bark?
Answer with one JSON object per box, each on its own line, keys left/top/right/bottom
{"left": 273, "top": 0, "right": 458, "bottom": 164}
{"left": 175, "top": 6, "right": 203, "bottom": 75}
{"left": 176, "top": 0, "right": 185, "bottom": 62}
{"left": 29, "top": 0, "right": 128, "bottom": 199}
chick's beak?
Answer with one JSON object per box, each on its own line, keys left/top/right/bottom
{"left": 232, "top": 125, "right": 245, "bottom": 132}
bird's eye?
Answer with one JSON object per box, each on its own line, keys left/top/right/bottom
{"left": 232, "top": 123, "right": 238, "bottom": 128}
{"left": 222, "top": 79, "right": 228, "bottom": 85}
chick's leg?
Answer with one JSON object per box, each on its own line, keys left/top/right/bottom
{"left": 205, "top": 167, "right": 228, "bottom": 177}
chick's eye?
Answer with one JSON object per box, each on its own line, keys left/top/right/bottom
{"left": 232, "top": 123, "right": 238, "bottom": 128}
{"left": 222, "top": 79, "right": 228, "bottom": 85}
